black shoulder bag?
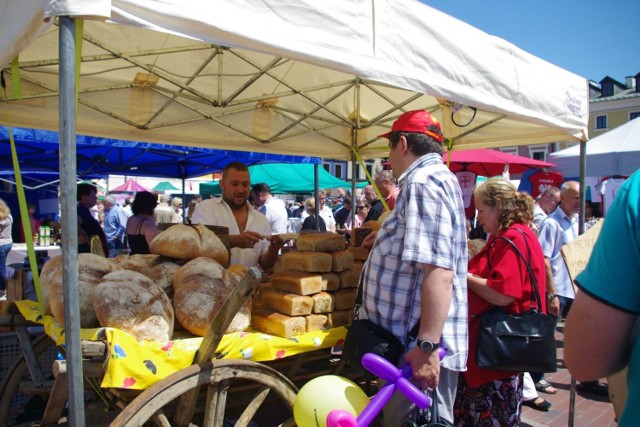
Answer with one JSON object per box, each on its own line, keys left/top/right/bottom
{"left": 475, "top": 229, "right": 557, "bottom": 372}
{"left": 341, "top": 274, "right": 420, "bottom": 378}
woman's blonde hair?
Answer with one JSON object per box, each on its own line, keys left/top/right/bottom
{"left": 0, "top": 198, "right": 10, "bottom": 220}
{"left": 474, "top": 178, "right": 534, "bottom": 231}
{"left": 304, "top": 197, "right": 316, "bottom": 209}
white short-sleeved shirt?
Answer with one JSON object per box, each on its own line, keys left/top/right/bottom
{"left": 260, "top": 197, "right": 289, "bottom": 234}
{"left": 191, "top": 198, "right": 271, "bottom": 267}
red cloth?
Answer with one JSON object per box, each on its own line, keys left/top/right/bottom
{"left": 463, "top": 223, "right": 547, "bottom": 388}
{"left": 528, "top": 171, "right": 563, "bottom": 199}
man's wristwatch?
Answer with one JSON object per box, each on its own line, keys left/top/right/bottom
{"left": 547, "top": 293, "right": 557, "bottom": 301}
{"left": 416, "top": 338, "right": 440, "bottom": 353}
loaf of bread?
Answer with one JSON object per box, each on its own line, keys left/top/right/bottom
{"left": 47, "top": 253, "right": 118, "bottom": 327}
{"left": 109, "top": 254, "right": 163, "bottom": 273}
{"left": 149, "top": 224, "right": 229, "bottom": 265}
{"left": 334, "top": 288, "right": 358, "bottom": 310}
{"left": 172, "top": 257, "right": 250, "bottom": 335}
{"left": 347, "top": 245, "right": 370, "bottom": 261}
{"left": 338, "top": 269, "right": 359, "bottom": 288}
{"left": 281, "top": 251, "right": 332, "bottom": 272}
{"left": 362, "top": 220, "right": 381, "bottom": 231}
{"left": 92, "top": 270, "right": 174, "bottom": 342}
{"left": 296, "top": 233, "right": 346, "bottom": 252}
{"left": 312, "top": 291, "right": 335, "bottom": 313}
{"left": 321, "top": 273, "right": 340, "bottom": 291}
{"left": 261, "top": 287, "right": 313, "bottom": 316}
{"left": 252, "top": 310, "right": 306, "bottom": 338}
{"left": 306, "top": 314, "right": 328, "bottom": 332}
{"left": 327, "top": 310, "right": 351, "bottom": 328}
{"left": 330, "top": 250, "right": 354, "bottom": 272}
{"left": 352, "top": 262, "right": 365, "bottom": 278}
{"left": 351, "top": 227, "right": 373, "bottom": 247}
{"left": 271, "top": 271, "right": 324, "bottom": 295}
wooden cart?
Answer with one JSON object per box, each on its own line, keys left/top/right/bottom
{"left": 0, "top": 268, "right": 350, "bottom": 426}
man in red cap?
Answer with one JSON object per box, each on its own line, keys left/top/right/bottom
{"left": 359, "top": 110, "right": 468, "bottom": 426}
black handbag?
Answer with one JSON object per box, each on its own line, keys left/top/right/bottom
{"left": 342, "top": 318, "right": 405, "bottom": 378}
{"left": 475, "top": 229, "right": 557, "bottom": 373}
{"left": 341, "top": 275, "right": 419, "bottom": 378}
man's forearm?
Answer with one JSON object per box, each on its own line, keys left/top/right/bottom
{"left": 544, "top": 257, "right": 556, "bottom": 294}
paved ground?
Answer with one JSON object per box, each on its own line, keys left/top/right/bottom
{"left": 520, "top": 322, "right": 617, "bottom": 427}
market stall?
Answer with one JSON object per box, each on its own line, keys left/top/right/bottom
{"left": 0, "top": 0, "right": 590, "bottom": 425}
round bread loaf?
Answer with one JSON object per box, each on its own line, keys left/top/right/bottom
{"left": 48, "top": 253, "right": 118, "bottom": 328}
{"left": 110, "top": 254, "right": 181, "bottom": 296}
{"left": 109, "top": 254, "right": 163, "bottom": 273}
{"left": 40, "top": 254, "right": 63, "bottom": 314}
{"left": 149, "top": 224, "right": 229, "bottom": 265}
{"left": 92, "top": 270, "right": 174, "bottom": 342}
{"left": 173, "top": 257, "right": 250, "bottom": 336}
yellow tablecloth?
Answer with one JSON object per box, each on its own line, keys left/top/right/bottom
{"left": 16, "top": 300, "right": 347, "bottom": 390}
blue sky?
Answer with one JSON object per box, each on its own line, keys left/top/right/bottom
{"left": 424, "top": 0, "right": 640, "bottom": 83}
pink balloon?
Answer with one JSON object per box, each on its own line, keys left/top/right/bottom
{"left": 326, "top": 410, "right": 357, "bottom": 427}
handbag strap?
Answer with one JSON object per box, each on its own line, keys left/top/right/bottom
{"left": 487, "top": 228, "right": 543, "bottom": 310}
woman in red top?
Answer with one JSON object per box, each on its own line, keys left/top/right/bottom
{"left": 454, "top": 178, "right": 547, "bottom": 426}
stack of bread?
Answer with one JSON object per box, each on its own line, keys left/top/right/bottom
{"left": 252, "top": 232, "right": 358, "bottom": 338}
{"left": 39, "top": 224, "right": 235, "bottom": 343}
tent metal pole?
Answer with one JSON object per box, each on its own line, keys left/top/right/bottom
{"left": 59, "top": 16, "right": 85, "bottom": 427}
{"left": 568, "top": 138, "right": 588, "bottom": 427}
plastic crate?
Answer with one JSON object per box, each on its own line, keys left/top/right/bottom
{"left": 0, "top": 328, "right": 56, "bottom": 425}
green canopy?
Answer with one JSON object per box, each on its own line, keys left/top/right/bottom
{"left": 200, "top": 163, "right": 351, "bottom": 196}
{"left": 152, "top": 181, "right": 180, "bottom": 192}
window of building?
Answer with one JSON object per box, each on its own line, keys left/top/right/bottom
{"left": 630, "top": 112, "right": 640, "bottom": 121}
{"left": 595, "top": 115, "right": 607, "bottom": 129}
{"left": 498, "top": 147, "right": 518, "bottom": 156}
{"left": 334, "top": 162, "right": 345, "bottom": 179}
{"left": 528, "top": 145, "right": 548, "bottom": 161}
{"left": 365, "top": 161, "right": 373, "bottom": 179}
{"left": 601, "top": 81, "right": 613, "bottom": 97}
{"left": 323, "top": 162, "right": 331, "bottom": 173}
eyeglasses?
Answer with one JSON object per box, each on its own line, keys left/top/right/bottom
{"left": 356, "top": 206, "right": 366, "bottom": 210}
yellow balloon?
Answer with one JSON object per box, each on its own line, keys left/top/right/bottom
{"left": 293, "top": 375, "right": 370, "bottom": 427}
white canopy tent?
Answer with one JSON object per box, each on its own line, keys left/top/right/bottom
{"left": 0, "top": 1, "right": 590, "bottom": 425}
{"left": 0, "top": 0, "right": 588, "bottom": 159}
{"left": 548, "top": 118, "right": 640, "bottom": 177}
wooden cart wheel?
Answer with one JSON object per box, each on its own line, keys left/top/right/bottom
{"left": 111, "top": 359, "right": 299, "bottom": 427}
{"left": 0, "top": 333, "right": 57, "bottom": 425}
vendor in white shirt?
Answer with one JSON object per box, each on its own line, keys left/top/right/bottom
{"left": 191, "top": 162, "right": 284, "bottom": 269}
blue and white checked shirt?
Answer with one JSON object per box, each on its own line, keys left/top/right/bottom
{"left": 360, "top": 153, "right": 468, "bottom": 371}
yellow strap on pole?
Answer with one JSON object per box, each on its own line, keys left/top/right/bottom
{"left": 350, "top": 146, "right": 390, "bottom": 212}
{"left": 1, "top": 83, "right": 44, "bottom": 314}
{"left": 11, "top": 57, "right": 22, "bottom": 100}
{"left": 444, "top": 137, "right": 454, "bottom": 170}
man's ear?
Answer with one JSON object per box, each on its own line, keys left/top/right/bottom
{"left": 398, "top": 135, "right": 409, "bottom": 154}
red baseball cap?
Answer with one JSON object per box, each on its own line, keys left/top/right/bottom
{"left": 378, "top": 110, "right": 443, "bottom": 142}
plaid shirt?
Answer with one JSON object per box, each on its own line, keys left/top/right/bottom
{"left": 361, "top": 153, "right": 469, "bottom": 371}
